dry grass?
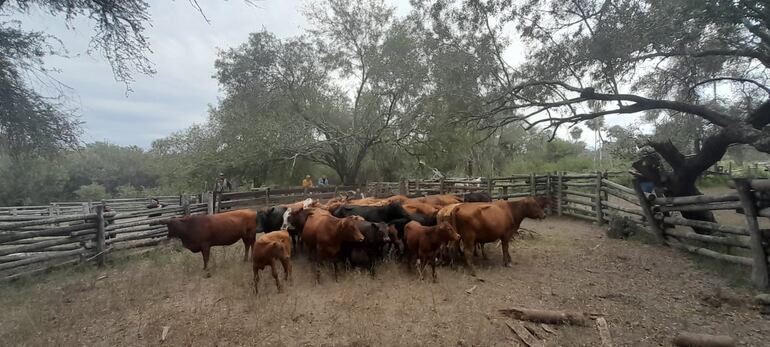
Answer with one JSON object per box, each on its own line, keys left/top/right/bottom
{"left": 1, "top": 217, "right": 768, "bottom": 346}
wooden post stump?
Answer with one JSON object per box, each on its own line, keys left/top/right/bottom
{"left": 95, "top": 205, "right": 106, "bottom": 267}
{"left": 734, "top": 178, "right": 770, "bottom": 290}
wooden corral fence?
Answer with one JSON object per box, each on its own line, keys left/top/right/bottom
{"left": 217, "top": 185, "right": 359, "bottom": 212}
{"left": 1, "top": 175, "right": 768, "bottom": 290}
{"left": 0, "top": 196, "right": 195, "bottom": 217}
{"left": 0, "top": 197, "right": 209, "bottom": 282}
{"left": 368, "top": 173, "right": 770, "bottom": 290}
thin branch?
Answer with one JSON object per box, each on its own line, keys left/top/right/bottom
{"left": 188, "top": 0, "right": 211, "bottom": 24}
{"left": 690, "top": 77, "right": 770, "bottom": 95}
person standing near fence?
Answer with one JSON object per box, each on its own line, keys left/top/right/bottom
{"left": 214, "top": 173, "right": 233, "bottom": 212}
{"left": 317, "top": 175, "right": 329, "bottom": 186}
{"left": 302, "top": 175, "right": 314, "bottom": 188}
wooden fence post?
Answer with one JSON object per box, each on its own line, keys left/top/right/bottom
{"left": 632, "top": 178, "right": 666, "bottom": 244}
{"left": 529, "top": 173, "right": 536, "bottom": 196}
{"left": 206, "top": 192, "right": 214, "bottom": 215}
{"left": 487, "top": 178, "right": 494, "bottom": 198}
{"left": 439, "top": 177, "right": 445, "bottom": 195}
{"left": 545, "top": 173, "right": 552, "bottom": 214}
{"left": 557, "top": 172, "right": 563, "bottom": 216}
{"left": 398, "top": 179, "right": 406, "bottom": 196}
{"left": 183, "top": 199, "right": 191, "bottom": 216}
{"left": 81, "top": 202, "right": 89, "bottom": 215}
{"left": 734, "top": 178, "right": 770, "bottom": 290}
{"left": 265, "top": 187, "right": 271, "bottom": 206}
{"left": 95, "top": 205, "right": 106, "bottom": 267}
{"left": 595, "top": 171, "right": 604, "bottom": 225}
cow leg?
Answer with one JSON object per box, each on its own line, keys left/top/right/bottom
{"left": 480, "top": 243, "right": 489, "bottom": 260}
{"left": 270, "top": 259, "right": 283, "bottom": 293}
{"left": 430, "top": 256, "right": 438, "bottom": 283}
{"left": 462, "top": 237, "right": 477, "bottom": 276}
{"left": 253, "top": 267, "right": 260, "bottom": 295}
{"left": 501, "top": 236, "right": 512, "bottom": 267}
{"left": 201, "top": 245, "right": 211, "bottom": 273}
{"left": 279, "top": 256, "right": 292, "bottom": 284}
{"left": 417, "top": 258, "right": 427, "bottom": 281}
{"left": 242, "top": 238, "right": 251, "bottom": 262}
{"left": 332, "top": 261, "right": 339, "bottom": 282}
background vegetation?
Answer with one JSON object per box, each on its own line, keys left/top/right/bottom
{"left": 1, "top": 0, "right": 769, "bottom": 205}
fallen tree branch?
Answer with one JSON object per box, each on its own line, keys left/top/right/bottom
{"left": 498, "top": 307, "right": 596, "bottom": 326}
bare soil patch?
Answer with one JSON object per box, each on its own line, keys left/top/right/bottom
{"left": 0, "top": 217, "right": 767, "bottom": 346}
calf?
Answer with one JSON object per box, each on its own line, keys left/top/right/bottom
{"left": 252, "top": 230, "right": 292, "bottom": 294}
{"left": 302, "top": 212, "right": 365, "bottom": 283}
{"left": 404, "top": 221, "right": 460, "bottom": 282}
{"left": 161, "top": 209, "right": 257, "bottom": 272}
{"left": 340, "top": 221, "right": 390, "bottom": 275}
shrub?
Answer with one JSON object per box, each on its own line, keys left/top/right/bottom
{"left": 74, "top": 183, "right": 109, "bottom": 201}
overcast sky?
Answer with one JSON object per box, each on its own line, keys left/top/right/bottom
{"left": 11, "top": 0, "right": 635, "bottom": 149}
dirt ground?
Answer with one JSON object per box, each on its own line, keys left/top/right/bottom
{"left": 1, "top": 216, "right": 768, "bottom": 346}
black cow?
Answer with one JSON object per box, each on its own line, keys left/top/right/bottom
{"left": 332, "top": 202, "right": 410, "bottom": 224}
{"left": 256, "top": 206, "right": 303, "bottom": 251}
{"left": 459, "top": 192, "right": 492, "bottom": 202}
{"left": 339, "top": 221, "right": 390, "bottom": 275}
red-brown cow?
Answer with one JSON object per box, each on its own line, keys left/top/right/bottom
{"left": 252, "top": 230, "right": 292, "bottom": 294}
{"left": 402, "top": 201, "right": 440, "bottom": 216}
{"left": 161, "top": 209, "right": 257, "bottom": 273}
{"left": 441, "top": 197, "right": 549, "bottom": 276}
{"left": 404, "top": 221, "right": 460, "bottom": 282}
{"left": 409, "top": 194, "right": 462, "bottom": 208}
{"left": 301, "top": 212, "right": 365, "bottom": 283}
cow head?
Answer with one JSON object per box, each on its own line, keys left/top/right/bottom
{"left": 280, "top": 207, "right": 293, "bottom": 230}
{"left": 523, "top": 197, "right": 547, "bottom": 220}
{"left": 255, "top": 209, "right": 266, "bottom": 233}
{"left": 436, "top": 222, "right": 460, "bottom": 242}
{"left": 159, "top": 218, "right": 181, "bottom": 239}
{"left": 533, "top": 195, "right": 553, "bottom": 209}
{"left": 371, "top": 222, "right": 390, "bottom": 243}
{"left": 340, "top": 216, "right": 365, "bottom": 242}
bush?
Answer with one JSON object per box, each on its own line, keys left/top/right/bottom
{"left": 115, "top": 184, "right": 143, "bottom": 198}
{"left": 74, "top": 183, "right": 109, "bottom": 201}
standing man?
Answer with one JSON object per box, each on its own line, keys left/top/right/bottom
{"left": 214, "top": 173, "right": 233, "bottom": 212}
{"left": 317, "top": 175, "right": 329, "bottom": 186}
{"left": 302, "top": 175, "right": 314, "bottom": 188}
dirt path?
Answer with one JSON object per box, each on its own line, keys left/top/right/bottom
{"left": 0, "top": 217, "right": 767, "bottom": 346}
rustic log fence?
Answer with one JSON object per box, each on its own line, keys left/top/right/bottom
{"left": 368, "top": 173, "right": 770, "bottom": 290}
{"left": 2, "top": 174, "right": 768, "bottom": 290}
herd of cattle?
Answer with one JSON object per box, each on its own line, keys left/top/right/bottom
{"left": 159, "top": 192, "right": 551, "bottom": 294}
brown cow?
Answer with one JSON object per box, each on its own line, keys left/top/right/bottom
{"left": 301, "top": 212, "right": 365, "bottom": 282}
{"left": 402, "top": 201, "right": 440, "bottom": 216}
{"left": 347, "top": 197, "right": 388, "bottom": 206}
{"left": 252, "top": 230, "right": 292, "bottom": 294}
{"left": 161, "top": 209, "right": 257, "bottom": 272}
{"left": 385, "top": 195, "right": 409, "bottom": 204}
{"left": 404, "top": 221, "right": 460, "bottom": 282}
{"left": 442, "top": 197, "right": 548, "bottom": 275}
{"left": 410, "top": 194, "right": 462, "bottom": 207}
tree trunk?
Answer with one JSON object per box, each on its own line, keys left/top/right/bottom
{"left": 634, "top": 139, "right": 720, "bottom": 234}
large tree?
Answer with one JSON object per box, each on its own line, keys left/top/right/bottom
{"left": 420, "top": 0, "right": 770, "bottom": 224}
{"left": 212, "top": 0, "right": 429, "bottom": 184}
